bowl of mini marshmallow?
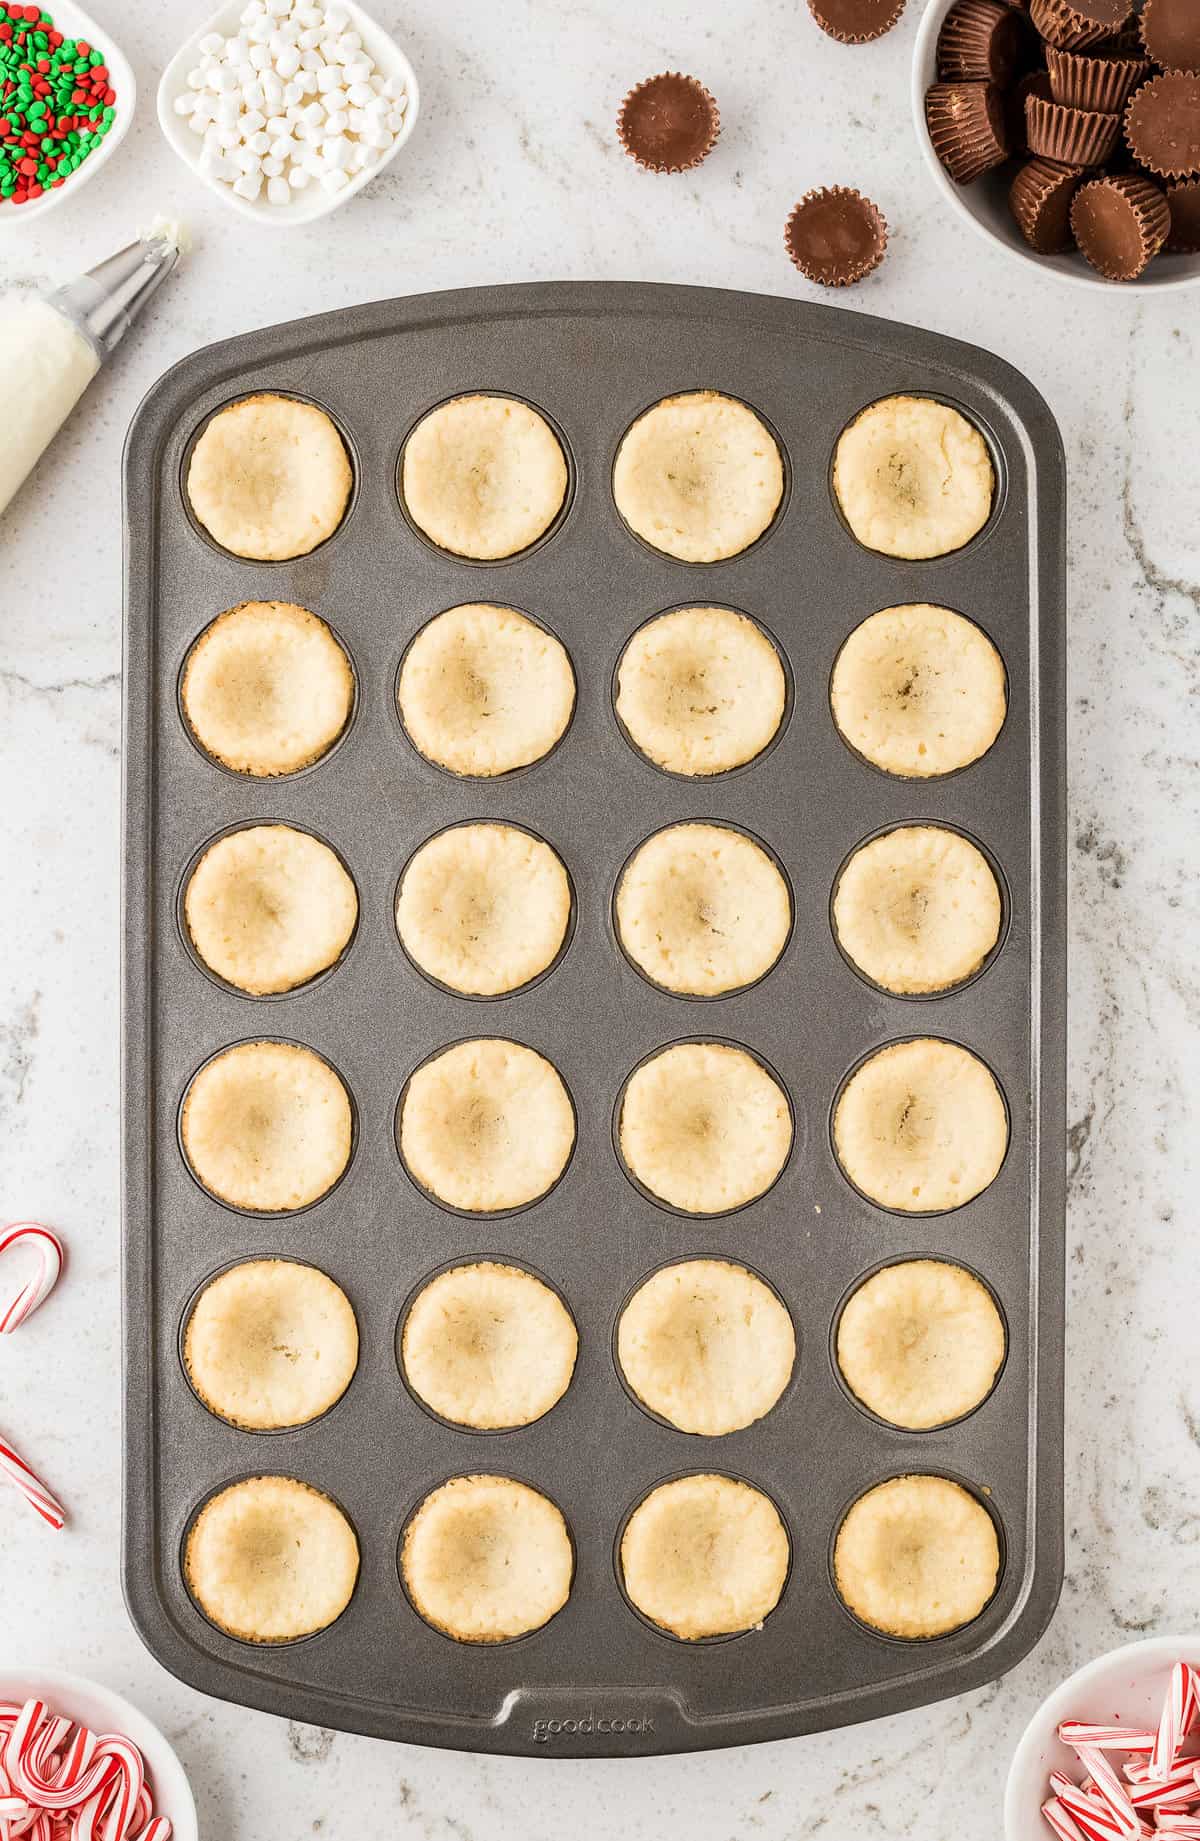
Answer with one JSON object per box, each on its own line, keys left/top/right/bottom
{"left": 157, "top": 0, "right": 418, "bottom": 224}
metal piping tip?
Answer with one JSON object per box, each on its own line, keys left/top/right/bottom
{"left": 47, "top": 231, "right": 181, "bottom": 360}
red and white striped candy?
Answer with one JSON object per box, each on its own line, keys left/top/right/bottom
{"left": 1044, "top": 1798, "right": 1090, "bottom": 1841}
{"left": 0, "top": 1224, "right": 63, "bottom": 1335}
{"left": 1061, "top": 1726, "right": 1158, "bottom": 1752}
{"left": 1150, "top": 1666, "right": 1199, "bottom": 1781}
{"left": 1128, "top": 1764, "right": 1200, "bottom": 1810}
{"left": 1075, "top": 1745, "right": 1143, "bottom": 1836}
{"left": 0, "top": 1438, "right": 66, "bottom": 1530}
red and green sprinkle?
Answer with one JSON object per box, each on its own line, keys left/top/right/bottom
{"left": 0, "top": 3, "right": 116, "bottom": 206}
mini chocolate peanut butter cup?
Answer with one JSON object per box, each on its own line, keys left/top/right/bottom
{"left": 1029, "top": 0, "right": 1132, "bottom": 51}
{"left": 616, "top": 73, "right": 720, "bottom": 173}
{"left": 784, "top": 187, "right": 888, "bottom": 285}
{"left": 1140, "top": 0, "right": 1200, "bottom": 77}
{"left": 938, "top": 0, "right": 1030, "bottom": 82}
{"left": 1026, "top": 91, "right": 1121, "bottom": 164}
{"left": 1070, "top": 172, "right": 1171, "bottom": 277}
{"left": 1009, "top": 156, "right": 1082, "bottom": 250}
{"left": 1125, "top": 72, "right": 1200, "bottom": 179}
{"left": 1045, "top": 43, "right": 1150, "bottom": 113}
{"left": 1008, "top": 69, "right": 1051, "bottom": 153}
{"left": 1166, "top": 177, "right": 1200, "bottom": 250}
{"left": 926, "top": 81, "right": 1010, "bottom": 182}
{"left": 807, "top": 0, "right": 905, "bottom": 43}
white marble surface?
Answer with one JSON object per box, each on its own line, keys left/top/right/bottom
{"left": 1, "top": 0, "right": 1198, "bottom": 1834}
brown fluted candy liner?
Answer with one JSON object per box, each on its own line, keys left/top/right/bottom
{"left": 937, "top": 0, "right": 1029, "bottom": 83}
{"left": 784, "top": 187, "right": 888, "bottom": 285}
{"left": 1140, "top": 0, "right": 1200, "bottom": 77}
{"left": 1029, "top": 0, "right": 1132, "bottom": 51}
{"left": 616, "top": 73, "right": 720, "bottom": 173}
{"left": 1125, "top": 73, "right": 1200, "bottom": 180}
{"left": 1008, "top": 69, "right": 1051, "bottom": 153}
{"left": 926, "top": 81, "right": 1010, "bottom": 182}
{"left": 1008, "top": 156, "right": 1081, "bottom": 250}
{"left": 1046, "top": 43, "right": 1149, "bottom": 113}
{"left": 1070, "top": 172, "right": 1171, "bottom": 277}
{"left": 1026, "top": 92, "right": 1120, "bottom": 165}
{"left": 806, "top": 0, "right": 905, "bottom": 44}
{"left": 1166, "top": 178, "right": 1200, "bottom": 251}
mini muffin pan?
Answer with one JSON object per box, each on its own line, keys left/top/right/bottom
{"left": 122, "top": 281, "right": 1066, "bottom": 1755}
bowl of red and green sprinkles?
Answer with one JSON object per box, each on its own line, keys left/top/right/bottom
{"left": 0, "top": 0, "right": 133, "bottom": 219}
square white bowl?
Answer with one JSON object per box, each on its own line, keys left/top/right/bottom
{"left": 156, "top": 0, "right": 419, "bottom": 228}
{"left": 0, "top": 0, "right": 135, "bottom": 226}
{"left": 912, "top": 0, "right": 1200, "bottom": 294}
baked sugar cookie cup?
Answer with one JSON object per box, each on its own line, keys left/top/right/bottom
{"left": 179, "top": 601, "right": 359, "bottom": 782}
{"left": 179, "top": 820, "right": 359, "bottom": 999}
{"left": 399, "top": 1473, "right": 575, "bottom": 1643}
{"left": 612, "top": 605, "right": 792, "bottom": 781}
{"left": 612, "top": 391, "right": 788, "bottom": 563}
{"left": 397, "top": 393, "right": 573, "bottom": 563}
{"left": 182, "top": 392, "right": 357, "bottom": 563}
{"left": 830, "top": 821, "right": 1007, "bottom": 1000}
{"left": 830, "top": 1255, "right": 1007, "bottom": 1432}
{"left": 398, "top": 1258, "right": 578, "bottom": 1431}
{"left": 830, "top": 1472, "right": 1004, "bottom": 1641}
{"left": 183, "top": 1473, "right": 360, "bottom": 1645}
{"left": 829, "top": 394, "right": 1001, "bottom": 561}
{"left": 616, "top": 1471, "right": 792, "bottom": 1641}
{"left": 179, "top": 1038, "right": 356, "bottom": 1216}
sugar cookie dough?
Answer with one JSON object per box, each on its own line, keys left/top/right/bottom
{"left": 615, "top": 606, "right": 787, "bottom": 777}
{"left": 185, "top": 1474, "right": 359, "bottom": 1643}
{"left": 613, "top": 392, "right": 784, "bottom": 563}
{"left": 184, "top": 1258, "right": 359, "bottom": 1430}
{"left": 618, "top": 1260, "right": 795, "bottom": 1435}
{"left": 182, "top": 1040, "right": 352, "bottom": 1213}
{"left": 837, "top": 1260, "right": 1005, "bottom": 1430}
{"left": 620, "top": 1474, "right": 789, "bottom": 1639}
{"left": 401, "top": 395, "right": 568, "bottom": 560}
{"left": 616, "top": 823, "right": 791, "bottom": 997}
{"left": 833, "top": 1474, "right": 999, "bottom": 1639}
{"left": 398, "top": 603, "right": 575, "bottom": 777}
{"left": 186, "top": 393, "right": 352, "bottom": 561}
{"left": 832, "top": 396, "right": 994, "bottom": 560}
{"left": 182, "top": 601, "right": 355, "bottom": 778}
{"left": 396, "top": 823, "right": 571, "bottom": 997}
{"left": 185, "top": 823, "right": 358, "bottom": 996}
{"left": 619, "top": 1042, "right": 792, "bottom": 1215}
{"left": 402, "top": 1262, "right": 577, "bottom": 1429}
{"left": 834, "top": 1038, "right": 1007, "bottom": 1213}
{"left": 833, "top": 826, "right": 1001, "bottom": 995}
{"left": 399, "top": 1038, "right": 574, "bottom": 1212}
{"left": 402, "top": 1475, "right": 573, "bottom": 1642}
{"left": 831, "top": 604, "right": 1007, "bottom": 778}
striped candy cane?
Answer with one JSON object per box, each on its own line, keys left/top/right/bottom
{"left": 0, "top": 1439, "right": 66, "bottom": 1531}
{"left": 0, "top": 1225, "right": 63, "bottom": 1335}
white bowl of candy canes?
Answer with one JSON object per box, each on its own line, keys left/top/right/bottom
{"left": 1005, "top": 1637, "right": 1200, "bottom": 1839}
{"left": 0, "top": 1667, "right": 197, "bottom": 1841}
{"left": 156, "top": 0, "right": 417, "bottom": 224}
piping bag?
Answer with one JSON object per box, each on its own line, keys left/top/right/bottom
{"left": 0, "top": 223, "right": 184, "bottom": 521}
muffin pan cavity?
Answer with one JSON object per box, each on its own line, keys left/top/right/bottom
{"left": 125, "top": 283, "right": 1064, "bottom": 1755}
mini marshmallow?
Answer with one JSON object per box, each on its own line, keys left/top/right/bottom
{"left": 233, "top": 170, "right": 263, "bottom": 199}
{"left": 198, "top": 31, "right": 224, "bottom": 54}
{"left": 184, "top": 68, "right": 205, "bottom": 90}
{"left": 265, "top": 113, "right": 290, "bottom": 134}
{"left": 275, "top": 45, "right": 301, "bottom": 78}
{"left": 315, "top": 64, "right": 340, "bottom": 91}
{"left": 216, "top": 124, "right": 240, "bottom": 148}
{"left": 235, "top": 145, "right": 262, "bottom": 172}
{"left": 173, "top": 91, "right": 198, "bottom": 114}
{"left": 289, "top": 163, "right": 311, "bottom": 187}
{"left": 320, "top": 166, "right": 349, "bottom": 193}
{"left": 344, "top": 58, "right": 371, "bottom": 84}
{"left": 262, "top": 155, "right": 284, "bottom": 176}
{"left": 267, "top": 175, "right": 291, "bottom": 204}
{"left": 321, "top": 133, "right": 351, "bottom": 168}
{"left": 247, "top": 129, "right": 271, "bottom": 153}
{"left": 240, "top": 107, "right": 266, "bottom": 133}
{"left": 325, "top": 108, "right": 349, "bottom": 132}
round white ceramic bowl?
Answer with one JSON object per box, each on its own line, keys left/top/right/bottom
{"left": 912, "top": 0, "right": 1200, "bottom": 294}
{"left": 0, "top": 0, "right": 135, "bottom": 226}
{"left": 1004, "top": 1633, "right": 1200, "bottom": 1837}
{"left": 0, "top": 1666, "right": 198, "bottom": 1840}
{"left": 157, "top": 0, "right": 419, "bottom": 228}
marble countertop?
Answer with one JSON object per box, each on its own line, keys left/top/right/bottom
{"left": 2, "top": 0, "right": 1198, "bottom": 1834}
